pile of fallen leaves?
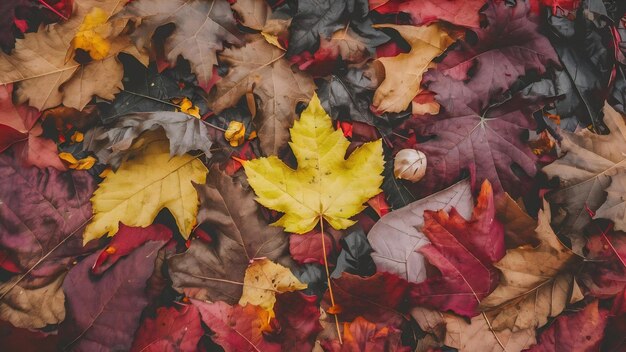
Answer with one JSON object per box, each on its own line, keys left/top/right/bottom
{"left": 1, "top": 0, "right": 626, "bottom": 351}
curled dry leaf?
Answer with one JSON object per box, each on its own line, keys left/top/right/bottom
{"left": 368, "top": 179, "right": 473, "bottom": 283}
{"left": 543, "top": 103, "right": 626, "bottom": 253}
{"left": 595, "top": 171, "right": 626, "bottom": 231}
{"left": 84, "top": 111, "right": 213, "bottom": 169}
{"left": 411, "top": 306, "right": 537, "bottom": 352}
{"left": 83, "top": 131, "right": 208, "bottom": 244}
{"left": 393, "top": 148, "right": 426, "bottom": 182}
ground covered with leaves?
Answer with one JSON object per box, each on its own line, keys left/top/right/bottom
{"left": 1, "top": 0, "right": 626, "bottom": 351}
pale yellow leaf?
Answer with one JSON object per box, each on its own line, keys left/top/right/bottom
{"left": 83, "top": 132, "right": 208, "bottom": 244}
{"left": 372, "top": 23, "right": 458, "bottom": 113}
{"left": 239, "top": 258, "right": 307, "bottom": 313}
{"left": 243, "top": 93, "right": 384, "bottom": 234}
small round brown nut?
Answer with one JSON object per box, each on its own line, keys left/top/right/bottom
{"left": 393, "top": 149, "right": 427, "bottom": 182}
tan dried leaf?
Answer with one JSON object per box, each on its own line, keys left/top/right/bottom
{"left": 0, "top": 0, "right": 146, "bottom": 110}
{"left": 0, "top": 273, "right": 66, "bottom": 329}
{"left": 372, "top": 23, "right": 458, "bottom": 113}
{"left": 231, "top": 0, "right": 271, "bottom": 30}
{"left": 210, "top": 35, "right": 315, "bottom": 154}
{"left": 595, "top": 171, "right": 626, "bottom": 231}
{"left": 116, "top": 0, "right": 241, "bottom": 85}
{"left": 412, "top": 307, "right": 536, "bottom": 352}
{"left": 479, "top": 202, "right": 582, "bottom": 332}
{"left": 543, "top": 103, "right": 626, "bottom": 253}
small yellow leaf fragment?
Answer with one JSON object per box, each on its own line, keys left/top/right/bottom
{"left": 239, "top": 258, "right": 307, "bottom": 314}
{"left": 175, "top": 97, "right": 201, "bottom": 118}
{"left": 71, "top": 131, "right": 84, "bottom": 143}
{"left": 98, "top": 167, "right": 111, "bottom": 178}
{"left": 83, "top": 132, "right": 208, "bottom": 244}
{"left": 225, "top": 121, "right": 246, "bottom": 147}
{"left": 58, "top": 153, "right": 97, "bottom": 170}
{"left": 261, "top": 32, "right": 285, "bottom": 50}
{"left": 58, "top": 152, "right": 78, "bottom": 165}
{"left": 71, "top": 7, "right": 112, "bottom": 61}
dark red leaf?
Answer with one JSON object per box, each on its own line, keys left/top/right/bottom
{"left": 324, "top": 272, "right": 409, "bottom": 327}
{"left": 0, "top": 320, "right": 59, "bottom": 352}
{"left": 410, "top": 180, "right": 505, "bottom": 317}
{"left": 371, "top": 0, "right": 486, "bottom": 28}
{"left": 60, "top": 240, "right": 166, "bottom": 351}
{"left": 91, "top": 224, "right": 172, "bottom": 275}
{"left": 289, "top": 230, "right": 334, "bottom": 265}
{"left": 193, "top": 300, "right": 281, "bottom": 352}
{"left": 526, "top": 300, "right": 609, "bottom": 352}
{"left": 130, "top": 305, "right": 203, "bottom": 352}
{"left": 274, "top": 292, "right": 322, "bottom": 351}
{"left": 322, "top": 316, "right": 410, "bottom": 352}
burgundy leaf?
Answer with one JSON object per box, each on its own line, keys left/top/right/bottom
{"left": 60, "top": 240, "right": 166, "bottom": 351}
{"left": 410, "top": 180, "right": 505, "bottom": 317}
{"left": 526, "top": 300, "right": 609, "bottom": 352}
{"left": 274, "top": 292, "right": 322, "bottom": 351}
{"left": 0, "top": 153, "right": 94, "bottom": 288}
{"left": 324, "top": 272, "right": 409, "bottom": 327}
{"left": 371, "top": 0, "right": 486, "bottom": 28}
{"left": 289, "top": 230, "right": 334, "bottom": 265}
{"left": 408, "top": 72, "right": 542, "bottom": 197}
{"left": 91, "top": 224, "right": 172, "bottom": 275}
{"left": 437, "top": 0, "right": 559, "bottom": 102}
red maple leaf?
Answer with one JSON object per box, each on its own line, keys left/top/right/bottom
{"left": 410, "top": 180, "right": 505, "bottom": 317}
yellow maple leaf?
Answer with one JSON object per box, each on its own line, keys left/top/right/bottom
{"left": 372, "top": 23, "right": 459, "bottom": 113}
{"left": 83, "top": 132, "right": 208, "bottom": 244}
{"left": 239, "top": 258, "right": 307, "bottom": 314}
{"left": 243, "top": 93, "right": 384, "bottom": 234}
{"left": 70, "top": 7, "right": 112, "bottom": 61}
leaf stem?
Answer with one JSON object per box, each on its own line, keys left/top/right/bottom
{"left": 120, "top": 89, "right": 227, "bottom": 132}
{"left": 38, "top": 0, "right": 68, "bottom": 21}
{"left": 320, "top": 217, "right": 343, "bottom": 344}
